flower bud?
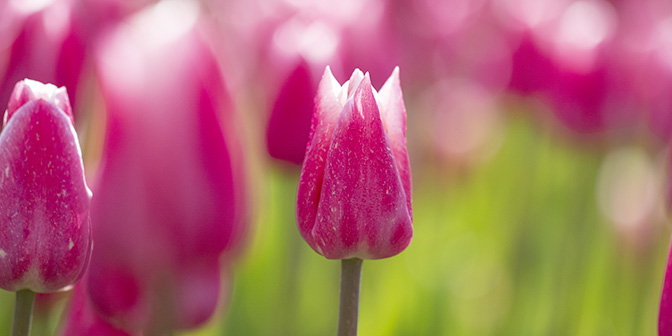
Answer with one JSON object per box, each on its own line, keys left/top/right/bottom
{"left": 296, "top": 67, "right": 412, "bottom": 260}
{"left": 266, "top": 59, "right": 315, "bottom": 165}
{"left": 59, "top": 276, "right": 139, "bottom": 336}
{"left": 88, "top": 0, "right": 243, "bottom": 331}
{"left": 0, "top": 79, "right": 92, "bottom": 292}
{"left": 0, "top": 0, "right": 86, "bottom": 118}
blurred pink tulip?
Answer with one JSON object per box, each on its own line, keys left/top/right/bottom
{"left": 253, "top": 0, "right": 400, "bottom": 166}
{"left": 296, "top": 67, "right": 412, "bottom": 260}
{"left": 59, "top": 276, "right": 140, "bottom": 336}
{"left": 390, "top": 0, "right": 512, "bottom": 91}
{"left": 88, "top": 0, "right": 242, "bottom": 332}
{"left": 0, "top": 79, "right": 92, "bottom": 292}
{"left": 614, "top": 0, "right": 672, "bottom": 142}
{"left": 504, "top": 0, "right": 639, "bottom": 134}
{"left": 266, "top": 58, "right": 315, "bottom": 165}
{"left": 0, "top": 0, "right": 86, "bottom": 118}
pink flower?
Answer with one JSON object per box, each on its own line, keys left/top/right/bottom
{"left": 0, "top": 0, "right": 86, "bottom": 118}
{"left": 87, "top": 0, "right": 243, "bottom": 332}
{"left": 296, "top": 67, "right": 412, "bottom": 260}
{"left": 0, "top": 79, "right": 92, "bottom": 292}
{"left": 266, "top": 58, "right": 315, "bottom": 165}
{"left": 59, "top": 275, "right": 140, "bottom": 336}
{"left": 504, "top": 0, "right": 639, "bottom": 134}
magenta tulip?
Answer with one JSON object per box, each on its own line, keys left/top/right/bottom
{"left": 0, "top": 0, "right": 86, "bottom": 118}
{"left": 88, "top": 0, "right": 242, "bottom": 332}
{"left": 266, "top": 59, "right": 315, "bottom": 165}
{"left": 296, "top": 67, "right": 413, "bottom": 260}
{"left": 0, "top": 79, "right": 91, "bottom": 293}
{"left": 504, "top": 0, "right": 639, "bottom": 134}
{"left": 59, "top": 276, "right": 139, "bottom": 336}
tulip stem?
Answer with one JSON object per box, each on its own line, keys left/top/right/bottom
{"left": 12, "top": 289, "right": 35, "bottom": 336}
{"left": 338, "top": 258, "right": 362, "bottom": 336}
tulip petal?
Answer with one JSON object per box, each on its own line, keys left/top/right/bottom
{"left": 342, "top": 68, "right": 364, "bottom": 104}
{"left": 60, "top": 276, "right": 139, "bottom": 336}
{"left": 378, "top": 67, "right": 412, "bottom": 218}
{"left": 297, "top": 66, "right": 343, "bottom": 249}
{"left": 174, "top": 258, "right": 222, "bottom": 329}
{"left": 266, "top": 59, "right": 314, "bottom": 165}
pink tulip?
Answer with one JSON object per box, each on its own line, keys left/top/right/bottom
{"left": 0, "top": 0, "right": 86, "bottom": 118}
{"left": 266, "top": 58, "right": 316, "bottom": 165}
{"left": 254, "top": 0, "right": 399, "bottom": 165}
{"left": 88, "top": 0, "right": 241, "bottom": 332}
{"left": 614, "top": 0, "right": 672, "bottom": 142}
{"left": 59, "top": 276, "right": 140, "bottom": 336}
{"left": 296, "top": 67, "right": 412, "bottom": 260}
{"left": 0, "top": 79, "right": 92, "bottom": 292}
{"left": 504, "top": 0, "right": 639, "bottom": 134}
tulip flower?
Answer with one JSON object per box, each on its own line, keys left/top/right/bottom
{"left": 59, "top": 276, "right": 139, "bottom": 336}
{"left": 0, "top": 79, "right": 92, "bottom": 335}
{"left": 296, "top": 67, "right": 412, "bottom": 336}
{"left": 0, "top": 0, "right": 86, "bottom": 120}
{"left": 266, "top": 59, "right": 315, "bottom": 165}
{"left": 504, "top": 0, "right": 639, "bottom": 134}
{"left": 88, "top": 0, "right": 243, "bottom": 333}
{"left": 297, "top": 67, "right": 413, "bottom": 260}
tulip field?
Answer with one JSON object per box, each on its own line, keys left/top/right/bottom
{"left": 1, "top": 0, "right": 672, "bottom": 335}
{"left": 209, "top": 115, "right": 669, "bottom": 336}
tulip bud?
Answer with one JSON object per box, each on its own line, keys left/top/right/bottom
{"left": 266, "top": 59, "right": 315, "bottom": 165}
{"left": 0, "top": 79, "right": 92, "bottom": 293}
{"left": 296, "top": 67, "right": 413, "bottom": 260}
{"left": 59, "top": 276, "right": 140, "bottom": 336}
{"left": 88, "top": 0, "right": 243, "bottom": 331}
{"left": 0, "top": 0, "right": 86, "bottom": 119}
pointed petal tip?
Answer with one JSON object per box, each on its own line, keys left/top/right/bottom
{"left": 353, "top": 73, "right": 376, "bottom": 118}
{"left": 360, "top": 72, "right": 372, "bottom": 87}
{"left": 319, "top": 65, "right": 342, "bottom": 99}
{"left": 383, "top": 66, "right": 401, "bottom": 88}
{"left": 391, "top": 67, "right": 400, "bottom": 83}
{"left": 349, "top": 68, "right": 365, "bottom": 85}
{"left": 322, "top": 65, "right": 339, "bottom": 83}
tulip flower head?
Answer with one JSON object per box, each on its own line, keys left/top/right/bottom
{"left": 266, "top": 59, "right": 315, "bottom": 165}
{"left": 0, "top": 79, "right": 92, "bottom": 293}
{"left": 297, "top": 67, "right": 412, "bottom": 260}
{"left": 88, "top": 0, "right": 241, "bottom": 332}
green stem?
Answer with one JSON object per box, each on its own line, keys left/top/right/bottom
{"left": 12, "top": 289, "right": 36, "bottom": 336}
{"left": 338, "top": 258, "right": 363, "bottom": 336}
